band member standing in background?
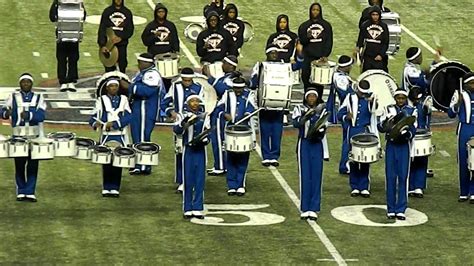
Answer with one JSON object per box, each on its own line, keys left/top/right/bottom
{"left": 174, "top": 95, "right": 211, "bottom": 219}
{"left": 358, "top": 0, "right": 391, "bottom": 28}
{"left": 141, "top": 2, "right": 180, "bottom": 91}
{"left": 401, "top": 47, "right": 433, "bottom": 92}
{"left": 206, "top": 55, "right": 239, "bottom": 176}
{"left": 161, "top": 68, "right": 204, "bottom": 193}
{"left": 216, "top": 77, "right": 256, "bottom": 196}
{"left": 89, "top": 79, "right": 132, "bottom": 198}
{"left": 378, "top": 89, "right": 417, "bottom": 220}
{"left": 337, "top": 80, "right": 378, "bottom": 197}
{"left": 249, "top": 44, "right": 303, "bottom": 167}
{"left": 448, "top": 72, "right": 474, "bottom": 204}
{"left": 49, "top": 0, "right": 86, "bottom": 92}
{"left": 298, "top": 3, "right": 333, "bottom": 95}
{"left": 98, "top": 0, "right": 134, "bottom": 73}
{"left": 266, "top": 14, "right": 298, "bottom": 63}
{"left": 408, "top": 86, "right": 432, "bottom": 198}
{"left": 292, "top": 89, "right": 328, "bottom": 221}
{"left": 356, "top": 5, "right": 389, "bottom": 73}
{"left": 196, "top": 11, "right": 237, "bottom": 65}
{"left": 327, "top": 55, "right": 354, "bottom": 174}
{"left": 220, "top": 3, "right": 244, "bottom": 56}
{"left": 0, "top": 74, "right": 46, "bottom": 202}
{"left": 128, "top": 53, "right": 163, "bottom": 175}
{"left": 203, "top": 0, "right": 225, "bottom": 18}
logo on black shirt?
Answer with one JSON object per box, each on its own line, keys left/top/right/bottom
{"left": 272, "top": 34, "right": 292, "bottom": 51}
{"left": 152, "top": 26, "right": 171, "bottom": 44}
{"left": 367, "top": 24, "right": 383, "bottom": 39}
{"left": 110, "top": 12, "right": 126, "bottom": 29}
{"left": 205, "top": 33, "right": 224, "bottom": 52}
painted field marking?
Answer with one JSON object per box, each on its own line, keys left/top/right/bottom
{"left": 32, "top": 52, "right": 40, "bottom": 57}
{"left": 41, "top": 73, "right": 49, "bottom": 79}
{"left": 439, "top": 150, "right": 451, "bottom": 157}
{"left": 83, "top": 52, "right": 91, "bottom": 57}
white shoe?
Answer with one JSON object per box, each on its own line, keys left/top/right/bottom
{"left": 67, "top": 83, "right": 76, "bottom": 91}
{"left": 351, "top": 189, "right": 360, "bottom": 196}
{"left": 60, "top": 83, "right": 68, "bottom": 91}
{"left": 470, "top": 195, "right": 474, "bottom": 200}
{"left": 192, "top": 210, "right": 204, "bottom": 219}
{"left": 300, "top": 211, "right": 310, "bottom": 219}
{"left": 308, "top": 211, "right": 318, "bottom": 220}
{"left": 227, "top": 189, "right": 237, "bottom": 195}
{"left": 414, "top": 188, "right": 423, "bottom": 194}
{"left": 183, "top": 211, "right": 193, "bottom": 218}
{"left": 25, "top": 195, "right": 37, "bottom": 202}
{"left": 109, "top": 190, "right": 120, "bottom": 196}
{"left": 102, "top": 190, "right": 110, "bottom": 195}
{"left": 177, "top": 184, "right": 184, "bottom": 192}
{"left": 236, "top": 187, "right": 246, "bottom": 195}
{"left": 360, "top": 190, "right": 370, "bottom": 197}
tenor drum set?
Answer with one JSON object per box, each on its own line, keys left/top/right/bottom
{"left": 56, "top": 0, "right": 85, "bottom": 43}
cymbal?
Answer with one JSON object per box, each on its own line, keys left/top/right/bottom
{"left": 99, "top": 46, "right": 119, "bottom": 68}
{"left": 389, "top": 115, "right": 416, "bottom": 140}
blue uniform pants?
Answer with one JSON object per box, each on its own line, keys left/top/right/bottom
{"left": 210, "top": 112, "right": 226, "bottom": 170}
{"left": 385, "top": 141, "right": 410, "bottom": 214}
{"left": 182, "top": 146, "right": 206, "bottom": 212}
{"left": 457, "top": 123, "right": 474, "bottom": 196}
{"left": 130, "top": 110, "right": 155, "bottom": 173}
{"left": 339, "top": 125, "right": 350, "bottom": 174}
{"left": 409, "top": 156, "right": 428, "bottom": 191}
{"left": 297, "top": 138, "right": 323, "bottom": 212}
{"left": 14, "top": 157, "right": 39, "bottom": 195}
{"left": 226, "top": 151, "right": 250, "bottom": 189}
{"left": 259, "top": 110, "right": 284, "bottom": 161}
{"left": 175, "top": 153, "right": 183, "bottom": 184}
{"left": 102, "top": 135, "right": 125, "bottom": 191}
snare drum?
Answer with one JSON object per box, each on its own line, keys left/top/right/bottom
{"left": 358, "top": 70, "right": 397, "bottom": 115}
{"left": 381, "top": 12, "right": 401, "bottom": 55}
{"left": 91, "top": 145, "right": 112, "bottom": 165}
{"left": 133, "top": 142, "right": 160, "bottom": 166}
{"left": 0, "top": 135, "right": 10, "bottom": 158}
{"left": 184, "top": 22, "right": 206, "bottom": 43}
{"left": 9, "top": 137, "right": 29, "bottom": 158}
{"left": 259, "top": 62, "right": 293, "bottom": 109}
{"left": 349, "top": 133, "right": 380, "bottom": 163}
{"left": 30, "top": 137, "right": 55, "bottom": 160}
{"left": 310, "top": 61, "right": 336, "bottom": 85}
{"left": 468, "top": 138, "right": 474, "bottom": 170}
{"left": 413, "top": 129, "right": 434, "bottom": 157}
{"left": 57, "top": 0, "right": 85, "bottom": 42}
{"left": 155, "top": 53, "right": 179, "bottom": 78}
{"left": 113, "top": 147, "right": 136, "bottom": 168}
{"left": 48, "top": 132, "right": 76, "bottom": 157}
{"left": 73, "top": 137, "right": 96, "bottom": 160}
{"left": 206, "top": 61, "right": 224, "bottom": 78}
{"left": 225, "top": 125, "right": 253, "bottom": 153}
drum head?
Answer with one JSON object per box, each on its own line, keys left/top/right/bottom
{"left": 430, "top": 61, "right": 470, "bottom": 111}
{"left": 416, "top": 128, "right": 430, "bottom": 135}
{"left": 10, "top": 137, "right": 27, "bottom": 144}
{"left": 243, "top": 21, "right": 254, "bottom": 42}
{"left": 184, "top": 23, "right": 205, "bottom": 43}
{"left": 93, "top": 145, "right": 111, "bottom": 153}
{"left": 76, "top": 137, "right": 95, "bottom": 147}
{"left": 134, "top": 143, "right": 160, "bottom": 152}
{"left": 358, "top": 70, "right": 397, "bottom": 115}
{"left": 351, "top": 133, "right": 378, "bottom": 144}
{"left": 48, "top": 132, "right": 75, "bottom": 140}
{"left": 155, "top": 53, "right": 178, "bottom": 61}
{"left": 96, "top": 71, "right": 131, "bottom": 98}
{"left": 114, "top": 147, "right": 135, "bottom": 156}
{"left": 227, "top": 125, "right": 251, "bottom": 132}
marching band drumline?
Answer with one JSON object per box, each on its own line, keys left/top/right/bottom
{"left": 1, "top": 0, "right": 473, "bottom": 220}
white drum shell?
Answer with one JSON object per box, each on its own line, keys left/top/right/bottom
{"left": 74, "top": 146, "right": 93, "bottom": 160}
{"left": 30, "top": 141, "right": 55, "bottom": 160}
{"left": 349, "top": 135, "right": 380, "bottom": 163}
{"left": 381, "top": 12, "right": 401, "bottom": 55}
{"left": 413, "top": 132, "right": 434, "bottom": 157}
{"left": 175, "top": 135, "right": 183, "bottom": 154}
{"left": 112, "top": 149, "right": 136, "bottom": 168}
{"left": 184, "top": 23, "right": 205, "bottom": 43}
{"left": 468, "top": 140, "right": 474, "bottom": 171}
{"left": 91, "top": 149, "right": 112, "bottom": 165}
{"left": 135, "top": 150, "right": 159, "bottom": 166}
{"left": 57, "top": 3, "right": 84, "bottom": 42}
{"left": 310, "top": 62, "right": 336, "bottom": 85}
{"left": 9, "top": 141, "right": 29, "bottom": 158}
{"left": 358, "top": 70, "right": 397, "bottom": 116}
{"left": 0, "top": 140, "right": 9, "bottom": 158}
{"left": 52, "top": 138, "right": 76, "bottom": 157}
{"left": 291, "top": 70, "right": 301, "bottom": 85}
{"left": 156, "top": 57, "right": 179, "bottom": 78}
{"left": 259, "top": 62, "right": 293, "bottom": 109}
{"left": 225, "top": 128, "right": 253, "bottom": 153}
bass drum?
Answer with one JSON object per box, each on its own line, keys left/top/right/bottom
{"left": 184, "top": 23, "right": 206, "bottom": 43}
{"left": 96, "top": 71, "right": 131, "bottom": 97}
{"left": 430, "top": 61, "right": 470, "bottom": 112}
{"left": 243, "top": 21, "right": 254, "bottom": 42}
{"left": 358, "top": 70, "right": 398, "bottom": 116}
{"left": 172, "top": 74, "right": 217, "bottom": 114}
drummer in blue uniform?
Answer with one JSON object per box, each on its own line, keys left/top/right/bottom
{"left": 292, "top": 89, "right": 328, "bottom": 221}
{"left": 90, "top": 79, "right": 132, "bottom": 197}
{"left": 249, "top": 43, "right": 303, "bottom": 167}
{"left": 408, "top": 86, "right": 432, "bottom": 198}
{"left": 1, "top": 73, "right": 46, "bottom": 202}
{"left": 128, "top": 53, "right": 164, "bottom": 175}
{"left": 448, "top": 72, "right": 474, "bottom": 203}
{"left": 174, "top": 94, "right": 211, "bottom": 219}
{"left": 337, "top": 80, "right": 378, "bottom": 198}
{"left": 378, "top": 89, "right": 417, "bottom": 220}
{"left": 206, "top": 55, "right": 239, "bottom": 176}
{"left": 161, "top": 68, "right": 204, "bottom": 193}
{"left": 215, "top": 77, "right": 256, "bottom": 196}
{"left": 327, "top": 55, "right": 355, "bottom": 174}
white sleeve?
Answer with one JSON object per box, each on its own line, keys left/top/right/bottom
{"left": 5, "top": 93, "right": 13, "bottom": 109}
{"left": 37, "top": 94, "right": 47, "bottom": 111}
{"left": 406, "top": 65, "right": 422, "bottom": 78}
{"left": 292, "top": 105, "right": 302, "bottom": 120}
{"left": 142, "top": 70, "right": 161, "bottom": 87}
{"left": 334, "top": 75, "right": 350, "bottom": 91}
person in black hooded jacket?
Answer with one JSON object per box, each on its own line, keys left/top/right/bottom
{"left": 98, "top": 0, "right": 134, "bottom": 73}
{"left": 266, "top": 14, "right": 298, "bottom": 63}
{"left": 196, "top": 11, "right": 236, "bottom": 64}
{"left": 356, "top": 5, "right": 389, "bottom": 72}
{"left": 203, "top": 0, "right": 225, "bottom": 18}
{"left": 298, "top": 3, "right": 333, "bottom": 96}
{"left": 220, "top": 3, "right": 244, "bottom": 55}
{"left": 358, "top": 0, "right": 391, "bottom": 28}
{"left": 141, "top": 3, "right": 179, "bottom": 57}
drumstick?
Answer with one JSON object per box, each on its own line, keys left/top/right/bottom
{"left": 234, "top": 108, "right": 262, "bottom": 126}
{"left": 93, "top": 117, "right": 106, "bottom": 125}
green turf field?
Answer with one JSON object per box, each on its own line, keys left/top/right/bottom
{"left": 1, "top": 0, "right": 474, "bottom": 264}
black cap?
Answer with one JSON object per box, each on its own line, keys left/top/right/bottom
{"left": 406, "top": 47, "right": 421, "bottom": 61}
{"left": 180, "top": 67, "right": 195, "bottom": 77}
{"left": 338, "top": 55, "right": 353, "bottom": 67}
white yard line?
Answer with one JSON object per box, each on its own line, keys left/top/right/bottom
{"left": 41, "top": 73, "right": 49, "bottom": 79}
{"left": 143, "top": 0, "right": 346, "bottom": 264}
{"left": 32, "top": 52, "right": 40, "bottom": 57}
{"left": 439, "top": 150, "right": 451, "bottom": 157}
{"left": 83, "top": 52, "right": 91, "bottom": 57}
{"left": 400, "top": 25, "right": 448, "bottom": 61}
